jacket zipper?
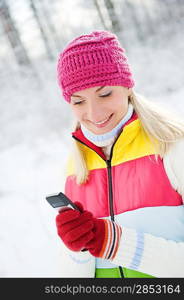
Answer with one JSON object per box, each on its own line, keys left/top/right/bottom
{"left": 106, "top": 160, "right": 114, "bottom": 222}
{"left": 72, "top": 136, "right": 124, "bottom": 278}
{"left": 106, "top": 158, "right": 124, "bottom": 278}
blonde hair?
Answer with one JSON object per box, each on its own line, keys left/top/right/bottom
{"left": 70, "top": 91, "right": 184, "bottom": 185}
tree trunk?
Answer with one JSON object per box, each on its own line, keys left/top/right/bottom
{"left": 37, "top": 0, "right": 63, "bottom": 52}
{"left": 29, "top": 0, "right": 54, "bottom": 60}
{"left": 0, "top": 0, "right": 31, "bottom": 65}
{"left": 93, "top": 0, "right": 109, "bottom": 30}
{"left": 104, "top": 0, "right": 121, "bottom": 33}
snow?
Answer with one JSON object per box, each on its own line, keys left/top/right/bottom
{"left": 0, "top": 139, "right": 67, "bottom": 276}
{"left": 0, "top": 12, "right": 184, "bottom": 277}
{"left": 0, "top": 61, "right": 74, "bottom": 277}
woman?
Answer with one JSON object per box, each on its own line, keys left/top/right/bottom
{"left": 55, "top": 30, "right": 184, "bottom": 278}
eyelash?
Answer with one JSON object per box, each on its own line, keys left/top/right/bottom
{"left": 74, "top": 92, "right": 112, "bottom": 105}
{"left": 100, "top": 91, "right": 112, "bottom": 98}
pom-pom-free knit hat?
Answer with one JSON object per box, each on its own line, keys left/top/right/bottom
{"left": 57, "top": 30, "right": 135, "bottom": 102}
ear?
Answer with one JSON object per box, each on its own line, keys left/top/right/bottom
{"left": 127, "top": 87, "right": 132, "bottom": 97}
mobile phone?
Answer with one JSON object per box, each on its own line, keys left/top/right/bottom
{"left": 46, "top": 192, "right": 81, "bottom": 212}
{"left": 46, "top": 192, "right": 87, "bottom": 252}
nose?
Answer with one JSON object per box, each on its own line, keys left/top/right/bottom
{"left": 87, "top": 100, "right": 103, "bottom": 123}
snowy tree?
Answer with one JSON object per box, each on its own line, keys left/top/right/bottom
{"left": 0, "top": 0, "right": 31, "bottom": 65}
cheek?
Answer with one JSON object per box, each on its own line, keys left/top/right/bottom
{"left": 110, "top": 99, "right": 123, "bottom": 110}
{"left": 112, "top": 98, "right": 128, "bottom": 114}
{"left": 71, "top": 107, "right": 83, "bottom": 121}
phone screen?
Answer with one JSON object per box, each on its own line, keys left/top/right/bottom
{"left": 46, "top": 192, "right": 81, "bottom": 212}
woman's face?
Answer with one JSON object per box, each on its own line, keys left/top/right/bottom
{"left": 70, "top": 86, "right": 131, "bottom": 135}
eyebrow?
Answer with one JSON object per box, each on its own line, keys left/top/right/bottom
{"left": 71, "top": 86, "right": 105, "bottom": 98}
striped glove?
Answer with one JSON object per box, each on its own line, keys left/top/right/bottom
{"left": 56, "top": 201, "right": 122, "bottom": 260}
{"left": 87, "top": 218, "right": 122, "bottom": 260}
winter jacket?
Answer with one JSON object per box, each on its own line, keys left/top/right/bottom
{"left": 58, "top": 112, "right": 184, "bottom": 278}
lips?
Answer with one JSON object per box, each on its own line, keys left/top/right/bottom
{"left": 92, "top": 113, "right": 113, "bottom": 128}
{"left": 94, "top": 116, "right": 110, "bottom": 125}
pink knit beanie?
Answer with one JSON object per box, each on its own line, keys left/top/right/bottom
{"left": 57, "top": 30, "right": 135, "bottom": 102}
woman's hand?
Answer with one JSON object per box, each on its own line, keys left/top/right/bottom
{"left": 56, "top": 202, "right": 94, "bottom": 251}
{"left": 56, "top": 202, "right": 122, "bottom": 260}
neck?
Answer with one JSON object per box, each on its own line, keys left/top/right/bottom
{"left": 81, "top": 103, "right": 134, "bottom": 147}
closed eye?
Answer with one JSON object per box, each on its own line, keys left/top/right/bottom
{"left": 99, "top": 91, "right": 112, "bottom": 97}
{"left": 73, "top": 91, "right": 112, "bottom": 104}
{"left": 73, "top": 100, "right": 84, "bottom": 105}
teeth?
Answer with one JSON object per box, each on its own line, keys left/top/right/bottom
{"left": 94, "top": 116, "right": 109, "bottom": 125}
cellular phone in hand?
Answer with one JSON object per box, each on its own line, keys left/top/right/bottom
{"left": 46, "top": 192, "right": 81, "bottom": 212}
{"left": 46, "top": 192, "right": 87, "bottom": 252}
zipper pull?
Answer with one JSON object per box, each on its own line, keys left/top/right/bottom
{"left": 106, "top": 159, "right": 111, "bottom": 167}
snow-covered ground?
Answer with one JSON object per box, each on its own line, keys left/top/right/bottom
{"left": 0, "top": 26, "right": 184, "bottom": 276}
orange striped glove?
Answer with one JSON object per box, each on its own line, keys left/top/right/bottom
{"left": 86, "top": 218, "right": 122, "bottom": 260}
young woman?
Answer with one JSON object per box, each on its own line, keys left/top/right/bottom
{"left": 55, "top": 30, "right": 184, "bottom": 278}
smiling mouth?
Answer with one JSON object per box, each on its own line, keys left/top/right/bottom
{"left": 91, "top": 113, "right": 113, "bottom": 128}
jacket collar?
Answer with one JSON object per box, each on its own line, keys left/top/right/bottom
{"left": 72, "top": 111, "right": 138, "bottom": 161}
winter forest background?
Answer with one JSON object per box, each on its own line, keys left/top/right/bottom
{"left": 0, "top": 0, "right": 184, "bottom": 277}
